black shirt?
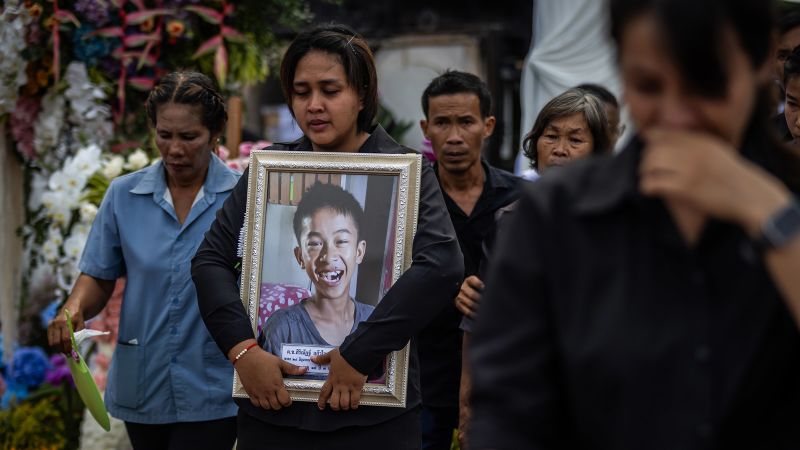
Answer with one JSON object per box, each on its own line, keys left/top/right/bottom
{"left": 773, "top": 112, "right": 792, "bottom": 142}
{"left": 191, "top": 125, "right": 463, "bottom": 431}
{"left": 469, "top": 138, "right": 800, "bottom": 449}
{"left": 417, "top": 161, "right": 521, "bottom": 408}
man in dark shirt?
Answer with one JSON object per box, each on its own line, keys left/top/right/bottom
{"left": 772, "top": 4, "right": 800, "bottom": 141}
{"left": 417, "top": 70, "right": 521, "bottom": 449}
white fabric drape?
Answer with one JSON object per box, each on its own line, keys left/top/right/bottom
{"left": 515, "top": 0, "right": 622, "bottom": 174}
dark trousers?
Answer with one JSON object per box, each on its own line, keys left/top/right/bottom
{"left": 236, "top": 406, "right": 422, "bottom": 450}
{"left": 421, "top": 405, "right": 458, "bottom": 450}
{"left": 124, "top": 417, "right": 237, "bottom": 450}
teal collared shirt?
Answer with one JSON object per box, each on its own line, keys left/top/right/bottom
{"left": 79, "top": 154, "right": 240, "bottom": 423}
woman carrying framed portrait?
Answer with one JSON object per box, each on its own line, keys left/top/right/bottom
{"left": 191, "top": 24, "right": 463, "bottom": 449}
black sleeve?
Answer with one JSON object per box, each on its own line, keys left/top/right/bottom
{"left": 192, "top": 168, "right": 253, "bottom": 356}
{"left": 468, "top": 188, "right": 565, "bottom": 450}
{"left": 338, "top": 162, "right": 464, "bottom": 374}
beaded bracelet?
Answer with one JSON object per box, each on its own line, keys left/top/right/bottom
{"left": 232, "top": 342, "right": 258, "bottom": 365}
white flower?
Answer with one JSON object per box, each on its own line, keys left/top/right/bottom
{"left": 69, "top": 144, "right": 103, "bottom": 174}
{"left": 102, "top": 155, "right": 124, "bottom": 179}
{"left": 64, "top": 62, "right": 113, "bottom": 150}
{"left": 33, "top": 92, "right": 66, "bottom": 155}
{"left": 71, "top": 222, "right": 91, "bottom": 237}
{"left": 125, "top": 149, "right": 149, "bottom": 171}
{"left": 79, "top": 202, "right": 99, "bottom": 223}
{"left": 42, "top": 192, "right": 74, "bottom": 226}
{"left": 56, "top": 260, "right": 80, "bottom": 292}
{"left": 42, "top": 238, "right": 61, "bottom": 264}
{"left": 29, "top": 262, "right": 54, "bottom": 289}
{"left": 63, "top": 232, "right": 88, "bottom": 260}
{"left": 0, "top": 4, "right": 31, "bottom": 115}
{"left": 28, "top": 171, "right": 48, "bottom": 211}
{"left": 47, "top": 226, "right": 64, "bottom": 247}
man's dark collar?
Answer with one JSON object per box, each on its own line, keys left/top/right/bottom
{"left": 433, "top": 158, "right": 516, "bottom": 191}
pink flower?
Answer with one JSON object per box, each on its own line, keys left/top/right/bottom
{"left": 239, "top": 140, "right": 271, "bottom": 158}
{"left": 217, "top": 145, "right": 230, "bottom": 160}
{"left": 421, "top": 137, "right": 436, "bottom": 162}
{"left": 227, "top": 160, "right": 243, "bottom": 172}
{"left": 10, "top": 97, "right": 41, "bottom": 161}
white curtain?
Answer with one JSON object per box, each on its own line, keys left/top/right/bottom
{"left": 515, "top": 0, "right": 622, "bottom": 174}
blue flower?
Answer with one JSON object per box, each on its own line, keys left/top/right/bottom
{"left": 1, "top": 382, "right": 28, "bottom": 409}
{"left": 9, "top": 347, "right": 50, "bottom": 389}
{"left": 73, "top": 26, "right": 115, "bottom": 67}
{"left": 39, "top": 299, "right": 60, "bottom": 329}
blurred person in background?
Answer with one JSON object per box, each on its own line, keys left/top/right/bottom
{"left": 469, "top": 0, "right": 800, "bottom": 448}
{"left": 575, "top": 83, "right": 625, "bottom": 148}
{"left": 454, "top": 87, "right": 613, "bottom": 447}
{"left": 772, "top": 3, "right": 800, "bottom": 139}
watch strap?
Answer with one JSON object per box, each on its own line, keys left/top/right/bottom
{"left": 755, "top": 200, "right": 800, "bottom": 251}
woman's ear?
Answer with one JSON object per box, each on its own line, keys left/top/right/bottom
{"left": 294, "top": 246, "right": 304, "bottom": 268}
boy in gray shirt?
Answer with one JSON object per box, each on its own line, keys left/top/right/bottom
{"left": 261, "top": 182, "right": 375, "bottom": 378}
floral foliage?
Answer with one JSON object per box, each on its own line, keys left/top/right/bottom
{"left": 8, "top": 347, "right": 49, "bottom": 389}
{"left": 1, "top": 0, "right": 312, "bottom": 447}
{"left": 0, "top": 396, "right": 69, "bottom": 449}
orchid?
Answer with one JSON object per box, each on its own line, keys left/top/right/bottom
{"left": 32, "top": 93, "right": 66, "bottom": 157}
{"left": 101, "top": 155, "right": 125, "bottom": 179}
{"left": 63, "top": 231, "right": 88, "bottom": 261}
{"left": 79, "top": 202, "right": 99, "bottom": 223}
{"left": 125, "top": 148, "right": 149, "bottom": 171}
{"left": 0, "top": 2, "right": 31, "bottom": 116}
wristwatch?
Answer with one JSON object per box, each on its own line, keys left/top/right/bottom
{"left": 756, "top": 200, "right": 800, "bottom": 250}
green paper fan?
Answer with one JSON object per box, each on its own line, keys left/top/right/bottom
{"left": 65, "top": 310, "right": 111, "bottom": 431}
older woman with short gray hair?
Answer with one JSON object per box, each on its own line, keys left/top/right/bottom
{"left": 522, "top": 88, "right": 613, "bottom": 173}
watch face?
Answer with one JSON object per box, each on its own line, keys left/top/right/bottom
{"left": 765, "top": 202, "right": 800, "bottom": 247}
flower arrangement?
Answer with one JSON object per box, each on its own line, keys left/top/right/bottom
{"left": 1, "top": 0, "right": 312, "bottom": 446}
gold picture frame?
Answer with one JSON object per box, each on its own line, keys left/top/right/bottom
{"left": 234, "top": 150, "right": 421, "bottom": 408}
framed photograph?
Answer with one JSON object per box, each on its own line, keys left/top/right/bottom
{"left": 234, "top": 150, "right": 422, "bottom": 408}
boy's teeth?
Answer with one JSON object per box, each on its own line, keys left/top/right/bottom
{"left": 320, "top": 271, "right": 341, "bottom": 281}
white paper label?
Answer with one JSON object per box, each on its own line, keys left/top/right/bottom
{"left": 280, "top": 344, "right": 335, "bottom": 375}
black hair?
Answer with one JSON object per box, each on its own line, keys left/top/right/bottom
{"left": 575, "top": 83, "right": 619, "bottom": 108}
{"left": 778, "top": 3, "right": 800, "bottom": 36}
{"left": 785, "top": 46, "right": 800, "bottom": 87}
{"left": 292, "top": 182, "right": 365, "bottom": 243}
{"left": 145, "top": 71, "right": 227, "bottom": 137}
{"left": 522, "top": 88, "right": 612, "bottom": 170}
{"left": 610, "top": 0, "right": 772, "bottom": 99}
{"left": 280, "top": 23, "right": 377, "bottom": 134}
{"left": 610, "top": 0, "right": 800, "bottom": 192}
{"left": 421, "top": 70, "right": 493, "bottom": 119}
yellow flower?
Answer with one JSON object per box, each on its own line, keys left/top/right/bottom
{"left": 36, "top": 69, "right": 49, "bottom": 87}
{"left": 166, "top": 20, "right": 185, "bottom": 38}
{"left": 28, "top": 3, "right": 43, "bottom": 19}
{"left": 140, "top": 17, "right": 154, "bottom": 32}
{"left": 43, "top": 15, "right": 56, "bottom": 29}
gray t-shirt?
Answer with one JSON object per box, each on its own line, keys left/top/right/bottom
{"left": 262, "top": 297, "right": 375, "bottom": 359}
